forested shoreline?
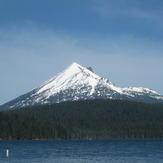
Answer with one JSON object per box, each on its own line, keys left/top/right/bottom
{"left": 0, "top": 99, "right": 163, "bottom": 140}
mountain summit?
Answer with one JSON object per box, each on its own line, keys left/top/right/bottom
{"left": 1, "top": 62, "right": 163, "bottom": 110}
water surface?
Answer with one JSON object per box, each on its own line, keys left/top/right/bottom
{"left": 0, "top": 139, "right": 162, "bottom": 163}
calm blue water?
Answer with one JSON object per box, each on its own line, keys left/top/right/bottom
{"left": 0, "top": 139, "right": 163, "bottom": 163}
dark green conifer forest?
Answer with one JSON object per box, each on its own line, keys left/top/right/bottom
{"left": 0, "top": 99, "right": 163, "bottom": 140}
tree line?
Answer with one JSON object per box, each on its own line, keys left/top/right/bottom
{"left": 0, "top": 99, "right": 163, "bottom": 139}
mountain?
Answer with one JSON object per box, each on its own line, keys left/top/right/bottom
{"left": 0, "top": 62, "right": 163, "bottom": 111}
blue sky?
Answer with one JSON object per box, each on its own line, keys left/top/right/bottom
{"left": 0, "top": 0, "right": 163, "bottom": 105}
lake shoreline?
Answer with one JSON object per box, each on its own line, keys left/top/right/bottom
{"left": 0, "top": 137, "right": 163, "bottom": 141}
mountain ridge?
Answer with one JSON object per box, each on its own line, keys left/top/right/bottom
{"left": 1, "top": 62, "right": 163, "bottom": 111}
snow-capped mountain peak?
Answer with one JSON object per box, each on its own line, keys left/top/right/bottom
{"left": 36, "top": 62, "right": 102, "bottom": 96}
{"left": 1, "top": 62, "right": 163, "bottom": 111}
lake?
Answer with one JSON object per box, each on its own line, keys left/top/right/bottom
{"left": 0, "top": 139, "right": 163, "bottom": 163}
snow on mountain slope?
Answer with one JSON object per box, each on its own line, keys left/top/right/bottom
{"left": 36, "top": 62, "right": 102, "bottom": 96}
{"left": 0, "top": 62, "right": 163, "bottom": 111}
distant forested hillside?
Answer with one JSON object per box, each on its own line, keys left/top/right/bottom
{"left": 0, "top": 99, "right": 163, "bottom": 140}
